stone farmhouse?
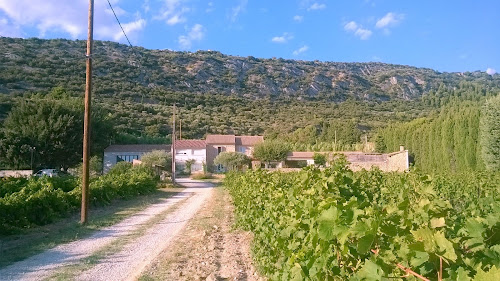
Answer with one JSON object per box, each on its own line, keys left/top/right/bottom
{"left": 103, "top": 135, "right": 408, "bottom": 173}
{"left": 285, "top": 146, "right": 409, "bottom": 172}
{"left": 103, "top": 134, "right": 264, "bottom": 173}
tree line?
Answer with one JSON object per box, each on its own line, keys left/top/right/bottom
{"left": 0, "top": 88, "right": 114, "bottom": 170}
{"left": 376, "top": 94, "right": 500, "bottom": 173}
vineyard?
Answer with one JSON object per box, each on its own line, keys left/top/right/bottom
{"left": 225, "top": 159, "right": 500, "bottom": 280}
{"left": 0, "top": 164, "right": 159, "bottom": 235}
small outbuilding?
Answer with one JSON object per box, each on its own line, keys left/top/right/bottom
{"left": 103, "top": 144, "right": 171, "bottom": 174}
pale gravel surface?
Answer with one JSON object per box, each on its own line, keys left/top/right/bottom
{"left": 76, "top": 179, "right": 213, "bottom": 281}
{"left": 0, "top": 178, "right": 213, "bottom": 281}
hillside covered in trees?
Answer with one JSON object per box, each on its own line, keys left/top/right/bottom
{"left": 0, "top": 37, "right": 499, "bottom": 146}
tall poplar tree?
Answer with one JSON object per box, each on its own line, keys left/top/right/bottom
{"left": 480, "top": 95, "right": 500, "bottom": 171}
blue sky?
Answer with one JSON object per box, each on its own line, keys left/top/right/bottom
{"left": 0, "top": 0, "right": 498, "bottom": 73}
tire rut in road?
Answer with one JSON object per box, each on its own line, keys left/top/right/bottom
{"left": 73, "top": 185, "right": 213, "bottom": 281}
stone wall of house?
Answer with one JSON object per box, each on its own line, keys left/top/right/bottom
{"left": 206, "top": 144, "right": 236, "bottom": 170}
{"left": 386, "top": 150, "right": 409, "bottom": 172}
{"left": 348, "top": 161, "right": 388, "bottom": 172}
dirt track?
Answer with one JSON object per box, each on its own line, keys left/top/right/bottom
{"left": 0, "top": 179, "right": 213, "bottom": 281}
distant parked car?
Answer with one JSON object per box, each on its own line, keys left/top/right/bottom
{"left": 34, "top": 169, "right": 64, "bottom": 177}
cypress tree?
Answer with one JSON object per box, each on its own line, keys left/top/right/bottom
{"left": 480, "top": 95, "right": 500, "bottom": 171}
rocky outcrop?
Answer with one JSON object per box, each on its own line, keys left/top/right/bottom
{"left": 0, "top": 37, "right": 498, "bottom": 101}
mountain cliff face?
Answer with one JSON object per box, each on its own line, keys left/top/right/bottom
{"left": 1, "top": 37, "right": 498, "bottom": 101}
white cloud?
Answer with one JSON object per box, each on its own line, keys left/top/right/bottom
{"left": 486, "top": 68, "right": 496, "bottom": 75}
{"left": 293, "top": 45, "right": 309, "bottom": 55}
{"left": 113, "top": 19, "right": 146, "bottom": 41}
{"left": 166, "top": 14, "right": 184, "bottom": 25}
{"left": 155, "top": 0, "right": 189, "bottom": 26}
{"left": 355, "top": 28, "right": 372, "bottom": 40}
{"left": 376, "top": 12, "right": 404, "bottom": 29}
{"left": 293, "top": 15, "right": 304, "bottom": 22}
{"left": 344, "top": 21, "right": 358, "bottom": 32}
{"left": 307, "top": 3, "right": 326, "bottom": 11}
{"left": 105, "top": 6, "right": 127, "bottom": 17}
{"left": 271, "top": 32, "right": 293, "bottom": 43}
{"left": 230, "top": 0, "right": 248, "bottom": 22}
{"left": 0, "top": 0, "right": 146, "bottom": 42}
{"left": 344, "top": 21, "right": 372, "bottom": 40}
{"left": 178, "top": 23, "right": 205, "bottom": 49}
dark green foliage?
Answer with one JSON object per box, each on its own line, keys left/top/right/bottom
{"left": 480, "top": 95, "right": 500, "bottom": 171}
{"left": 107, "top": 161, "right": 133, "bottom": 176}
{"left": 279, "top": 120, "right": 363, "bottom": 150}
{"left": 225, "top": 165, "right": 500, "bottom": 280}
{"left": 0, "top": 166, "right": 159, "bottom": 235}
{"left": 214, "top": 152, "right": 250, "bottom": 171}
{"left": 312, "top": 152, "right": 326, "bottom": 166}
{"left": 374, "top": 135, "right": 386, "bottom": 152}
{"left": 73, "top": 156, "right": 104, "bottom": 178}
{"left": 253, "top": 140, "right": 290, "bottom": 164}
{"left": 0, "top": 89, "right": 114, "bottom": 170}
{"left": 378, "top": 102, "right": 485, "bottom": 173}
{"left": 140, "top": 150, "right": 172, "bottom": 171}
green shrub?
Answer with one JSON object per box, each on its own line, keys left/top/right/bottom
{"left": 312, "top": 152, "right": 326, "bottom": 166}
{"left": 107, "top": 161, "right": 132, "bottom": 176}
{"left": 140, "top": 150, "right": 172, "bottom": 171}
{"left": 0, "top": 166, "right": 159, "bottom": 235}
{"left": 214, "top": 152, "right": 250, "bottom": 171}
{"left": 0, "top": 177, "right": 29, "bottom": 198}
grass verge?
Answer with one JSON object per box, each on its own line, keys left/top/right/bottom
{"left": 0, "top": 185, "right": 182, "bottom": 269}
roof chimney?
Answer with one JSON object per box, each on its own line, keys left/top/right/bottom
{"left": 400, "top": 145, "right": 405, "bottom": 151}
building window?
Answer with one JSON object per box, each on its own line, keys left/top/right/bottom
{"left": 217, "top": 147, "right": 222, "bottom": 154}
{"left": 117, "top": 155, "right": 139, "bottom": 163}
{"left": 238, "top": 146, "right": 247, "bottom": 153}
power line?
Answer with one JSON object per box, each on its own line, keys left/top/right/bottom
{"left": 106, "top": 0, "right": 133, "bottom": 48}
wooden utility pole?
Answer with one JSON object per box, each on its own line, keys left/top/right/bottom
{"left": 334, "top": 130, "right": 337, "bottom": 149}
{"left": 81, "top": 0, "right": 94, "bottom": 224}
{"left": 171, "top": 104, "right": 176, "bottom": 183}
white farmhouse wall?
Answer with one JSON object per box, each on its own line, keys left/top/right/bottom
{"left": 175, "top": 148, "right": 206, "bottom": 172}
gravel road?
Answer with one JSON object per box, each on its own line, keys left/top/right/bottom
{"left": 0, "top": 179, "right": 214, "bottom": 281}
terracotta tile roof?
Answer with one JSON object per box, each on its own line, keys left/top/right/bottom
{"left": 287, "top": 151, "right": 316, "bottom": 159}
{"left": 104, "top": 144, "right": 171, "bottom": 153}
{"left": 175, "top": 139, "right": 206, "bottom": 149}
{"left": 205, "top": 134, "right": 236, "bottom": 144}
{"left": 236, "top": 136, "right": 264, "bottom": 146}
{"left": 286, "top": 151, "right": 389, "bottom": 163}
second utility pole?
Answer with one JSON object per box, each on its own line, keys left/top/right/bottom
{"left": 81, "top": 0, "right": 94, "bottom": 224}
{"left": 171, "top": 104, "right": 176, "bottom": 183}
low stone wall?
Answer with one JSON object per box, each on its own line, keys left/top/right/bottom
{"left": 0, "top": 170, "right": 32, "bottom": 178}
